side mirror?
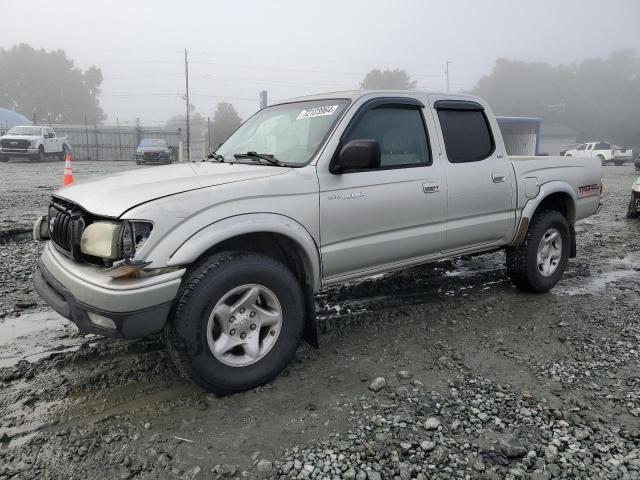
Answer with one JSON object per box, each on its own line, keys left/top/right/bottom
{"left": 333, "top": 139, "right": 381, "bottom": 173}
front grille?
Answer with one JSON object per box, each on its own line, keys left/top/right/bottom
{"left": 144, "top": 152, "right": 160, "bottom": 159}
{"left": 0, "top": 139, "right": 30, "bottom": 149}
{"left": 48, "top": 198, "right": 86, "bottom": 259}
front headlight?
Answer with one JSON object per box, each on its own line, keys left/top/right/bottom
{"left": 80, "top": 221, "right": 122, "bottom": 259}
{"left": 633, "top": 182, "right": 640, "bottom": 193}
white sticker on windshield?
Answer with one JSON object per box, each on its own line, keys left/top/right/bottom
{"left": 296, "top": 105, "right": 339, "bottom": 120}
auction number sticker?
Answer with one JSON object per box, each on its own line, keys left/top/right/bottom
{"left": 297, "top": 105, "right": 339, "bottom": 120}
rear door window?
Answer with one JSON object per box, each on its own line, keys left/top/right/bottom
{"left": 595, "top": 142, "right": 610, "bottom": 150}
{"left": 436, "top": 108, "right": 494, "bottom": 163}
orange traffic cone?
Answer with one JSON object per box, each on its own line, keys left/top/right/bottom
{"left": 61, "top": 153, "right": 74, "bottom": 186}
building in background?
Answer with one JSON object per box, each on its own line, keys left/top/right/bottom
{"left": 537, "top": 124, "right": 578, "bottom": 156}
{"left": 496, "top": 116, "right": 541, "bottom": 156}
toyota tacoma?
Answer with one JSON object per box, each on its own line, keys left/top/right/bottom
{"left": 32, "top": 91, "right": 602, "bottom": 394}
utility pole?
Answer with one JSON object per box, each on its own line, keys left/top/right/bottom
{"left": 184, "top": 48, "right": 191, "bottom": 161}
{"left": 259, "top": 90, "right": 268, "bottom": 110}
{"left": 445, "top": 61, "right": 451, "bottom": 93}
{"left": 207, "top": 116, "right": 211, "bottom": 152}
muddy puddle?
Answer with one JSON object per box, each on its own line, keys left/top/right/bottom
{"left": 559, "top": 252, "right": 640, "bottom": 296}
{"left": 0, "top": 310, "right": 81, "bottom": 368}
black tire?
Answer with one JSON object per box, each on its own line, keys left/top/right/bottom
{"left": 506, "top": 210, "right": 570, "bottom": 293}
{"left": 166, "top": 251, "right": 305, "bottom": 394}
{"left": 613, "top": 160, "right": 623, "bottom": 166}
{"left": 136, "top": 160, "right": 142, "bottom": 165}
{"left": 597, "top": 155, "right": 606, "bottom": 165}
{"left": 37, "top": 146, "right": 45, "bottom": 163}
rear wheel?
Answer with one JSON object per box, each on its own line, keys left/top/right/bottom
{"left": 37, "top": 146, "right": 45, "bottom": 163}
{"left": 597, "top": 155, "right": 606, "bottom": 165}
{"left": 506, "top": 210, "right": 570, "bottom": 293}
{"left": 166, "top": 251, "right": 305, "bottom": 394}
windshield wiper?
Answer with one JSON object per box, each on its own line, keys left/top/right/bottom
{"left": 206, "top": 152, "right": 225, "bottom": 162}
{"left": 233, "top": 151, "right": 284, "bottom": 167}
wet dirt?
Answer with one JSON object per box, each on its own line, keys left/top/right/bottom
{"left": 0, "top": 161, "right": 638, "bottom": 479}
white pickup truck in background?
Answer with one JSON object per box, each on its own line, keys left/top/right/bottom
{"left": 0, "top": 125, "right": 71, "bottom": 162}
{"left": 33, "top": 90, "right": 603, "bottom": 393}
{"left": 564, "top": 141, "right": 633, "bottom": 165}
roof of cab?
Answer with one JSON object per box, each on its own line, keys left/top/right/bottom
{"left": 275, "top": 89, "right": 480, "bottom": 105}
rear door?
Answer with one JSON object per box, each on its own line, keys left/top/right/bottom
{"left": 429, "top": 97, "right": 516, "bottom": 251}
{"left": 318, "top": 98, "right": 447, "bottom": 281}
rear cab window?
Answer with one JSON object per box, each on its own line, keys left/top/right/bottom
{"left": 434, "top": 100, "right": 495, "bottom": 163}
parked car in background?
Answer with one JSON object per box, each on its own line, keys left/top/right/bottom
{"left": 634, "top": 152, "right": 640, "bottom": 174}
{"left": 564, "top": 141, "right": 632, "bottom": 166}
{"left": 0, "top": 126, "right": 71, "bottom": 162}
{"left": 32, "top": 90, "right": 602, "bottom": 394}
{"left": 627, "top": 177, "right": 640, "bottom": 218}
{"left": 136, "top": 138, "right": 173, "bottom": 165}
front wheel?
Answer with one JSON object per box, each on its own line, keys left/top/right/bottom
{"left": 506, "top": 210, "right": 570, "bottom": 293}
{"left": 166, "top": 251, "right": 305, "bottom": 394}
{"left": 37, "top": 146, "right": 45, "bottom": 163}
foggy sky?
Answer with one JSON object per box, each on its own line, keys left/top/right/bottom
{"left": 1, "top": 0, "right": 638, "bottom": 124}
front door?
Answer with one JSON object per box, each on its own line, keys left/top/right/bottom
{"left": 429, "top": 96, "right": 515, "bottom": 251}
{"left": 318, "top": 99, "right": 447, "bottom": 282}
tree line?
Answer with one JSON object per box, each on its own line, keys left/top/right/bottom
{"left": 2, "top": 43, "right": 638, "bottom": 149}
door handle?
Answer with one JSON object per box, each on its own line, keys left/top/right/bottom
{"left": 422, "top": 183, "right": 440, "bottom": 194}
{"left": 492, "top": 173, "right": 506, "bottom": 183}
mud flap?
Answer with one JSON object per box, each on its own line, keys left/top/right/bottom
{"left": 569, "top": 225, "right": 576, "bottom": 258}
{"left": 303, "top": 285, "right": 319, "bottom": 348}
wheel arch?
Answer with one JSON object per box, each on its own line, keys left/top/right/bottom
{"left": 511, "top": 181, "right": 577, "bottom": 247}
{"left": 167, "top": 214, "right": 322, "bottom": 347}
{"left": 167, "top": 213, "right": 321, "bottom": 290}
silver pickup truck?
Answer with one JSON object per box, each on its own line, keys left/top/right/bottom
{"left": 33, "top": 90, "right": 602, "bottom": 393}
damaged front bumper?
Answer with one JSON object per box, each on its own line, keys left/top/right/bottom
{"left": 33, "top": 242, "right": 185, "bottom": 338}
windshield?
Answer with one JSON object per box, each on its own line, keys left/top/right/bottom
{"left": 7, "top": 126, "right": 41, "bottom": 136}
{"left": 139, "top": 139, "right": 167, "bottom": 147}
{"left": 216, "top": 99, "right": 349, "bottom": 165}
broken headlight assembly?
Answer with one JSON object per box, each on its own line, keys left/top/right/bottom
{"left": 80, "top": 221, "right": 122, "bottom": 259}
{"left": 80, "top": 219, "right": 155, "bottom": 265}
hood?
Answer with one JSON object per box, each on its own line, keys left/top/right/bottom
{"left": 54, "top": 162, "right": 289, "bottom": 217}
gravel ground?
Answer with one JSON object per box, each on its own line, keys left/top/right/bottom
{"left": 0, "top": 161, "right": 638, "bottom": 480}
